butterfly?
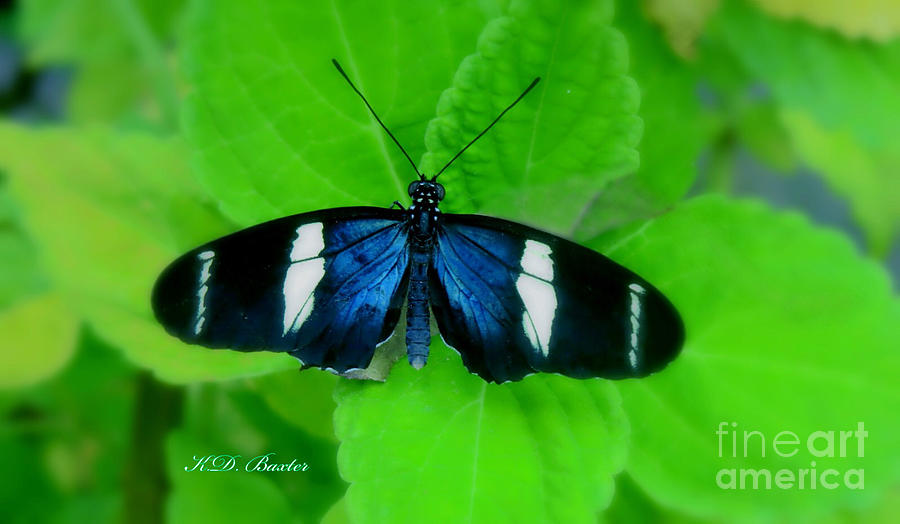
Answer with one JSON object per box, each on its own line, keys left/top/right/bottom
{"left": 151, "top": 60, "right": 684, "bottom": 384}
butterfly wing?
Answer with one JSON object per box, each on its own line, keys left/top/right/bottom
{"left": 152, "top": 207, "right": 410, "bottom": 373}
{"left": 430, "top": 214, "right": 683, "bottom": 383}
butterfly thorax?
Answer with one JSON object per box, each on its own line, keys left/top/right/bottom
{"left": 406, "top": 180, "right": 444, "bottom": 241}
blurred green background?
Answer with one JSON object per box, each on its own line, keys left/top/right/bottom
{"left": 1, "top": 0, "right": 898, "bottom": 522}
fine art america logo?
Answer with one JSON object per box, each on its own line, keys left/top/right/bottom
{"left": 185, "top": 453, "right": 310, "bottom": 473}
{"left": 715, "top": 422, "right": 867, "bottom": 490}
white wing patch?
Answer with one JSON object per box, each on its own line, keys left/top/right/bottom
{"left": 193, "top": 250, "right": 215, "bottom": 335}
{"left": 627, "top": 282, "right": 646, "bottom": 370}
{"left": 282, "top": 222, "right": 326, "bottom": 336}
{"left": 515, "top": 240, "right": 557, "bottom": 357}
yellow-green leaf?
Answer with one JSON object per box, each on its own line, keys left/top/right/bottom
{"left": 643, "top": 0, "right": 720, "bottom": 58}
{"left": 0, "top": 124, "right": 298, "bottom": 382}
{"left": 0, "top": 293, "right": 78, "bottom": 388}
{"left": 752, "top": 0, "right": 900, "bottom": 42}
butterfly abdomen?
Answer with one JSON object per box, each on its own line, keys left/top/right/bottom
{"left": 405, "top": 240, "right": 432, "bottom": 369}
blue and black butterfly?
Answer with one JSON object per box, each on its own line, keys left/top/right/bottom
{"left": 152, "top": 60, "right": 684, "bottom": 384}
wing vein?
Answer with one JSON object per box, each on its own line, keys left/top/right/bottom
{"left": 321, "top": 220, "right": 405, "bottom": 257}
{"left": 315, "top": 226, "right": 408, "bottom": 312}
{"left": 437, "top": 231, "right": 517, "bottom": 326}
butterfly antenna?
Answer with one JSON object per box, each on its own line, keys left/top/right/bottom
{"left": 433, "top": 77, "right": 541, "bottom": 181}
{"left": 332, "top": 59, "right": 424, "bottom": 180}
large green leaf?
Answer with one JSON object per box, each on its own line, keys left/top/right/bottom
{"left": 183, "top": 0, "right": 504, "bottom": 226}
{"left": 335, "top": 343, "right": 628, "bottom": 523}
{"left": 707, "top": 0, "right": 900, "bottom": 150}
{"left": 421, "top": 0, "right": 641, "bottom": 233}
{"left": 573, "top": 0, "right": 705, "bottom": 238}
{"left": 591, "top": 196, "right": 900, "bottom": 519}
{"left": 0, "top": 124, "right": 298, "bottom": 382}
{"left": 17, "top": 0, "right": 185, "bottom": 124}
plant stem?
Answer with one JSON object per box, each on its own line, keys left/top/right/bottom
{"left": 120, "top": 372, "right": 183, "bottom": 524}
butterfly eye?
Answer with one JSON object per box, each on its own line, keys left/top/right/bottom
{"left": 408, "top": 181, "right": 419, "bottom": 196}
{"left": 434, "top": 183, "right": 445, "bottom": 201}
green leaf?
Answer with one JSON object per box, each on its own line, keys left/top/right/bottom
{"left": 573, "top": 0, "right": 706, "bottom": 238}
{"left": 66, "top": 59, "right": 154, "bottom": 124}
{"left": 693, "top": 52, "right": 798, "bottom": 176}
{"left": 691, "top": 36, "right": 798, "bottom": 177}
{"left": 334, "top": 343, "right": 628, "bottom": 523}
{"left": 780, "top": 109, "right": 900, "bottom": 258}
{"left": 321, "top": 498, "right": 351, "bottom": 524}
{"left": 591, "top": 196, "right": 900, "bottom": 519}
{"left": 837, "top": 486, "right": 900, "bottom": 524}
{"left": 226, "top": 388, "right": 347, "bottom": 520}
{"left": 1, "top": 330, "right": 137, "bottom": 523}
{"left": 707, "top": 0, "right": 900, "bottom": 150}
{"left": 245, "top": 369, "right": 339, "bottom": 442}
{"left": 0, "top": 124, "right": 298, "bottom": 382}
{"left": 0, "top": 293, "right": 79, "bottom": 389}
{"left": 168, "top": 383, "right": 346, "bottom": 522}
{"left": 166, "top": 430, "right": 293, "bottom": 524}
{"left": 17, "top": 0, "right": 184, "bottom": 124}
{"left": 183, "top": 0, "right": 504, "bottom": 226}
{"left": 421, "top": 0, "right": 641, "bottom": 233}
{"left": 0, "top": 182, "right": 48, "bottom": 309}
{"left": 734, "top": 100, "right": 797, "bottom": 173}
{"left": 600, "top": 473, "right": 703, "bottom": 524}
{"left": 0, "top": 430, "right": 62, "bottom": 524}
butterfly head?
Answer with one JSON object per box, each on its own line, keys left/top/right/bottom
{"left": 408, "top": 180, "right": 445, "bottom": 206}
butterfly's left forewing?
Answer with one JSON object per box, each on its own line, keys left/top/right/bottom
{"left": 152, "top": 207, "right": 410, "bottom": 373}
{"left": 430, "top": 214, "right": 684, "bottom": 383}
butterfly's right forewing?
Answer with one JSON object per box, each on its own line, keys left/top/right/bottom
{"left": 430, "top": 214, "right": 683, "bottom": 383}
{"left": 152, "top": 207, "right": 410, "bottom": 373}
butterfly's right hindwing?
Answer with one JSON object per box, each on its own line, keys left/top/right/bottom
{"left": 151, "top": 207, "right": 410, "bottom": 373}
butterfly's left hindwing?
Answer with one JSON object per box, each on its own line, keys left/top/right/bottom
{"left": 430, "top": 215, "right": 684, "bottom": 383}
{"left": 151, "top": 207, "right": 409, "bottom": 373}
